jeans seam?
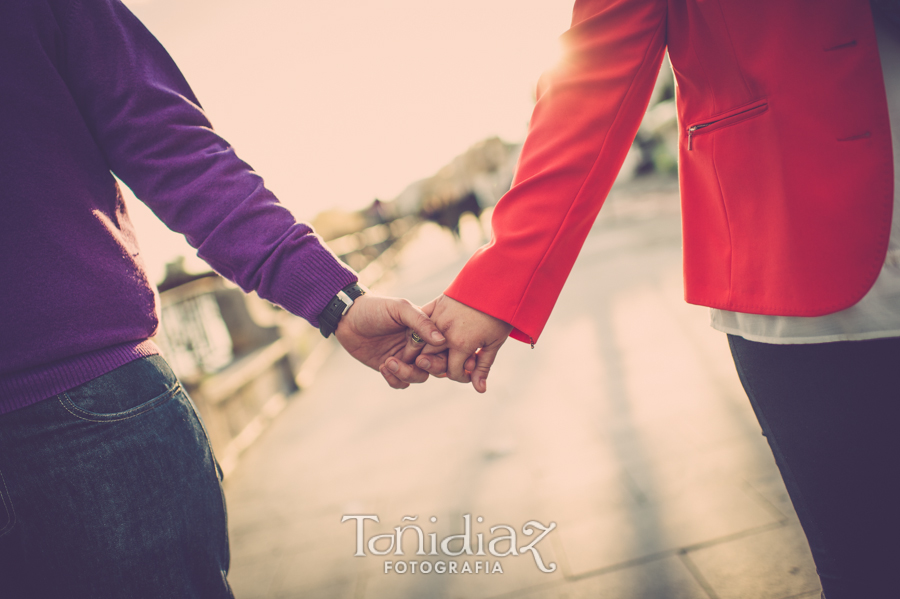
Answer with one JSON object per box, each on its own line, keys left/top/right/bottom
{"left": 184, "top": 395, "right": 225, "bottom": 482}
{"left": 58, "top": 383, "right": 182, "bottom": 423}
{"left": 0, "top": 467, "right": 17, "bottom": 538}
{"left": 180, "top": 394, "right": 231, "bottom": 573}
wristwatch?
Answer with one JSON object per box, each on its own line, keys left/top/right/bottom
{"left": 318, "top": 282, "right": 366, "bottom": 338}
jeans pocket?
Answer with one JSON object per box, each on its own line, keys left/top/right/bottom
{"left": 58, "top": 356, "right": 182, "bottom": 422}
{"left": 59, "top": 383, "right": 181, "bottom": 423}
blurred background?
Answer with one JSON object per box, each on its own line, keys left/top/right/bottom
{"left": 119, "top": 1, "right": 819, "bottom": 598}
{"left": 126, "top": 0, "right": 575, "bottom": 282}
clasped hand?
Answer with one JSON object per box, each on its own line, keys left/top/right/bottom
{"left": 335, "top": 294, "right": 512, "bottom": 392}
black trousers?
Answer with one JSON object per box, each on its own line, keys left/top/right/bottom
{"left": 728, "top": 335, "right": 900, "bottom": 599}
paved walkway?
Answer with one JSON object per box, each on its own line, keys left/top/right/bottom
{"left": 222, "top": 177, "right": 823, "bottom": 599}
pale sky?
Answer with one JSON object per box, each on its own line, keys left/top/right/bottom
{"left": 120, "top": 0, "right": 576, "bottom": 283}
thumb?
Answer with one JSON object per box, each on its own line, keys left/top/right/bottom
{"left": 420, "top": 296, "right": 439, "bottom": 317}
{"left": 396, "top": 299, "right": 446, "bottom": 346}
{"left": 464, "top": 355, "right": 477, "bottom": 373}
{"left": 470, "top": 345, "right": 501, "bottom": 394}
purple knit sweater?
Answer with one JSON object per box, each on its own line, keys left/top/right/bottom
{"left": 0, "top": 0, "right": 358, "bottom": 413}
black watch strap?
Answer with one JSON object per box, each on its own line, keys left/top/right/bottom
{"left": 318, "top": 282, "right": 366, "bottom": 338}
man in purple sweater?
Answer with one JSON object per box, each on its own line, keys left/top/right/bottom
{"left": 0, "top": 1, "right": 441, "bottom": 596}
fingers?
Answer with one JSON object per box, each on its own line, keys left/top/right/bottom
{"left": 420, "top": 297, "right": 439, "bottom": 317}
{"left": 415, "top": 351, "right": 449, "bottom": 377}
{"left": 383, "top": 356, "right": 429, "bottom": 385}
{"left": 373, "top": 294, "right": 510, "bottom": 391}
{"left": 396, "top": 329, "right": 427, "bottom": 366}
{"left": 464, "top": 354, "right": 477, "bottom": 373}
{"left": 395, "top": 300, "right": 446, "bottom": 346}
{"left": 420, "top": 342, "right": 447, "bottom": 356}
{"left": 470, "top": 345, "right": 501, "bottom": 394}
{"left": 446, "top": 349, "right": 473, "bottom": 384}
{"left": 415, "top": 345, "right": 480, "bottom": 383}
{"left": 379, "top": 364, "right": 409, "bottom": 389}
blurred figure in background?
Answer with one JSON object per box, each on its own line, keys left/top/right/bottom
{"left": 407, "top": 1, "right": 900, "bottom": 597}
{"left": 0, "top": 0, "right": 444, "bottom": 597}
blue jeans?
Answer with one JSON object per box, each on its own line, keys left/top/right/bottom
{"left": 728, "top": 335, "right": 900, "bottom": 599}
{"left": 0, "top": 355, "right": 233, "bottom": 599}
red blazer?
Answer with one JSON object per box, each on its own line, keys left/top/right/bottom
{"left": 445, "top": 0, "right": 893, "bottom": 344}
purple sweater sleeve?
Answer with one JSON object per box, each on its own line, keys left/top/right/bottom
{"left": 57, "top": 0, "right": 357, "bottom": 326}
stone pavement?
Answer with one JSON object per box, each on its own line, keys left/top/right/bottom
{"left": 221, "top": 177, "right": 823, "bottom": 599}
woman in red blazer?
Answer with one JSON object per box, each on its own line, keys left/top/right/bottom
{"left": 447, "top": 0, "right": 892, "bottom": 343}
{"left": 392, "top": 1, "right": 900, "bottom": 597}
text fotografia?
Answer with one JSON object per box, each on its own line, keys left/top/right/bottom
{"left": 341, "top": 514, "right": 557, "bottom": 574}
{"left": 385, "top": 560, "right": 502, "bottom": 575}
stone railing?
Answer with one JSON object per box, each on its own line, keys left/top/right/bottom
{"left": 153, "top": 216, "right": 420, "bottom": 476}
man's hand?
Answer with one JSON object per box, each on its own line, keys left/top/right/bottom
{"left": 414, "top": 295, "right": 512, "bottom": 393}
{"left": 334, "top": 294, "right": 446, "bottom": 389}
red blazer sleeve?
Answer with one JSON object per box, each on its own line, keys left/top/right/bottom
{"left": 445, "top": 0, "right": 668, "bottom": 344}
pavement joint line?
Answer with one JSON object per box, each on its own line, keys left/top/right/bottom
{"left": 550, "top": 525, "right": 573, "bottom": 579}
{"left": 262, "top": 550, "right": 286, "bottom": 598}
{"left": 562, "top": 519, "right": 790, "bottom": 584}
{"left": 498, "top": 519, "right": 797, "bottom": 599}
{"left": 565, "top": 549, "right": 678, "bottom": 583}
{"left": 780, "top": 590, "right": 823, "bottom": 599}
{"left": 677, "top": 550, "right": 720, "bottom": 599}
{"left": 480, "top": 543, "right": 721, "bottom": 599}
{"left": 475, "top": 576, "right": 571, "bottom": 599}
{"left": 741, "top": 478, "right": 792, "bottom": 521}
{"left": 677, "top": 519, "right": 789, "bottom": 554}
{"left": 476, "top": 553, "right": 675, "bottom": 599}
{"left": 353, "top": 571, "right": 367, "bottom": 599}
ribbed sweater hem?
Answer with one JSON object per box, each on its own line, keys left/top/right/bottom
{"left": 0, "top": 340, "right": 160, "bottom": 415}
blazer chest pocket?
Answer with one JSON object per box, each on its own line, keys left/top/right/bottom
{"left": 687, "top": 100, "right": 768, "bottom": 150}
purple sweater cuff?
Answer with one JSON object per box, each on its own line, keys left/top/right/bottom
{"left": 273, "top": 239, "right": 359, "bottom": 327}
